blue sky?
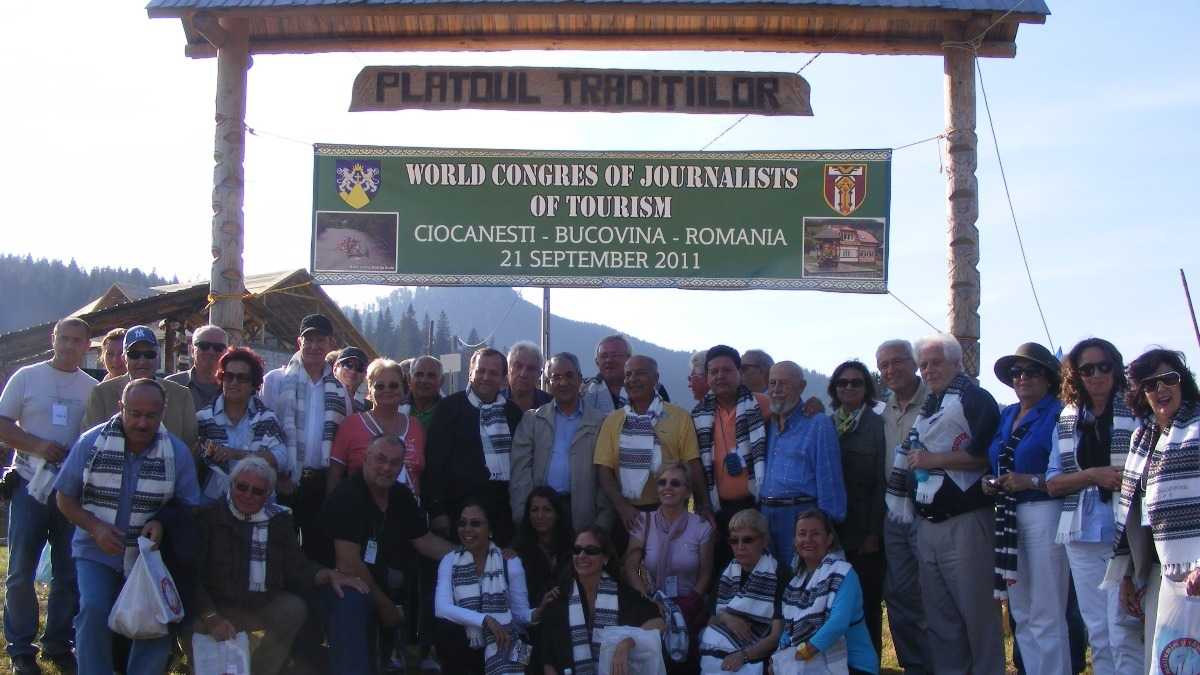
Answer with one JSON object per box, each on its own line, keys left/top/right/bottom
{"left": 2, "top": 1, "right": 1197, "bottom": 401}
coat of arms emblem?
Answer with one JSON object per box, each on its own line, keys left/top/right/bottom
{"left": 335, "top": 160, "right": 381, "bottom": 209}
{"left": 823, "top": 164, "right": 867, "bottom": 216}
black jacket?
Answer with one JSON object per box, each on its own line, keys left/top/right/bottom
{"left": 423, "top": 391, "right": 523, "bottom": 518}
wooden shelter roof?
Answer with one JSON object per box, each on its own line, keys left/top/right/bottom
{"left": 0, "top": 269, "right": 376, "bottom": 369}
{"left": 147, "top": 0, "right": 1048, "bottom": 58}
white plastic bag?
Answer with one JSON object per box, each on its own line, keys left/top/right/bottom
{"left": 192, "top": 631, "right": 251, "bottom": 675}
{"left": 107, "top": 537, "right": 185, "bottom": 639}
{"left": 700, "top": 657, "right": 763, "bottom": 674}
{"left": 35, "top": 543, "right": 53, "bottom": 584}
{"left": 1150, "top": 577, "right": 1200, "bottom": 675}
{"left": 769, "top": 639, "right": 849, "bottom": 675}
{"left": 596, "top": 626, "right": 667, "bottom": 675}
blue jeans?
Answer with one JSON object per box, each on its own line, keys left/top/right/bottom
{"left": 4, "top": 477, "right": 78, "bottom": 658}
{"left": 324, "top": 586, "right": 377, "bottom": 674}
{"left": 762, "top": 503, "right": 808, "bottom": 569}
{"left": 75, "top": 558, "right": 170, "bottom": 675}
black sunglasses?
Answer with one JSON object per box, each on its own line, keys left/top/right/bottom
{"left": 195, "top": 341, "right": 227, "bottom": 353}
{"left": 458, "top": 518, "right": 486, "bottom": 528}
{"left": 656, "top": 478, "right": 684, "bottom": 488}
{"left": 834, "top": 378, "right": 865, "bottom": 389}
{"left": 1078, "top": 362, "right": 1114, "bottom": 377}
{"left": 233, "top": 481, "right": 267, "bottom": 497}
{"left": 222, "top": 372, "right": 254, "bottom": 385}
{"left": 1142, "top": 371, "right": 1182, "bottom": 391}
{"left": 573, "top": 545, "right": 604, "bottom": 556}
{"left": 372, "top": 381, "right": 402, "bottom": 391}
{"left": 1008, "top": 365, "right": 1044, "bottom": 381}
{"left": 126, "top": 349, "right": 158, "bottom": 361}
{"left": 339, "top": 360, "right": 366, "bottom": 373}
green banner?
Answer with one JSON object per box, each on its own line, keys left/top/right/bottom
{"left": 311, "top": 144, "right": 891, "bottom": 292}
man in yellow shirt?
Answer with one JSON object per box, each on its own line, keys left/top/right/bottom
{"left": 594, "top": 355, "right": 705, "bottom": 553}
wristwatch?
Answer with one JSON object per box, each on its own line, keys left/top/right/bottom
{"left": 1031, "top": 475, "right": 1043, "bottom": 490}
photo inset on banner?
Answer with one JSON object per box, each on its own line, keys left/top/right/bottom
{"left": 801, "top": 217, "right": 887, "bottom": 281}
{"left": 313, "top": 211, "right": 399, "bottom": 273}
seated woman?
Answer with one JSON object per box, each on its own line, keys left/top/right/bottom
{"left": 514, "top": 487, "right": 575, "bottom": 674}
{"left": 624, "top": 461, "right": 714, "bottom": 671}
{"left": 777, "top": 509, "right": 878, "bottom": 675}
{"left": 699, "top": 509, "right": 787, "bottom": 674}
{"left": 328, "top": 358, "right": 426, "bottom": 496}
{"left": 435, "top": 500, "right": 535, "bottom": 675}
{"left": 541, "top": 526, "right": 666, "bottom": 674}
{"left": 193, "top": 457, "right": 365, "bottom": 675}
{"left": 195, "top": 347, "right": 287, "bottom": 501}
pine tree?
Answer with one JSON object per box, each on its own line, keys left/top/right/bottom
{"left": 378, "top": 305, "right": 397, "bottom": 357}
{"left": 434, "top": 311, "right": 453, "bottom": 355}
{"left": 398, "top": 303, "right": 422, "bottom": 358}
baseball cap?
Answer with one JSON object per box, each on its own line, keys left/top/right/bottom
{"left": 336, "top": 347, "right": 368, "bottom": 366}
{"left": 299, "top": 314, "right": 334, "bottom": 337}
{"left": 123, "top": 325, "right": 158, "bottom": 350}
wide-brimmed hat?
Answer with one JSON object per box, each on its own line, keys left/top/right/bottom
{"left": 994, "top": 342, "right": 1060, "bottom": 387}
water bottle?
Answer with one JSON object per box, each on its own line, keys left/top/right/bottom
{"left": 904, "top": 428, "right": 929, "bottom": 483}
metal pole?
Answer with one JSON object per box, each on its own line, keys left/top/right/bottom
{"left": 540, "top": 287, "right": 551, "bottom": 387}
{"left": 1183, "top": 269, "right": 1200, "bottom": 350}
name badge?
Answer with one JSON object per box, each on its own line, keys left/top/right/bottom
{"left": 664, "top": 575, "right": 679, "bottom": 598}
{"left": 364, "top": 538, "right": 378, "bottom": 565}
{"left": 51, "top": 403, "right": 68, "bottom": 428}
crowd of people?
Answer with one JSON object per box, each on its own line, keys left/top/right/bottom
{"left": 0, "top": 311, "right": 1196, "bottom": 675}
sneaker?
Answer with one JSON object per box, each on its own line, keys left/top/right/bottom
{"left": 11, "top": 654, "right": 42, "bottom": 675}
{"left": 419, "top": 655, "right": 441, "bottom": 673}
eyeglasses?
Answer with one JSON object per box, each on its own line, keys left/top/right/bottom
{"left": 573, "top": 545, "right": 604, "bottom": 556}
{"left": 126, "top": 350, "right": 158, "bottom": 361}
{"left": 548, "top": 373, "right": 578, "bottom": 383}
{"left": 194, "top": 341, "right": 226, "bottom": 353}
{"left": 338, "top": 360, "right": 365, "bottom": 373}
{"left": 222, "top": 372, "right": 254, "bottom": 385}
{"left": 233, "top": 481, "right": 267, "bottom": 497}
{"left": 1078, "top": 362, "right": 1114, "bottom": 377}
{"left": 656, "top": 478, "right": 684, "bottom": 488}
{"left": 372, "top": 381, "right": 402, "bottom": 391}
{"left": 729, "top": 536, "right": 759, "bottom": 546}
{"left": 457, "top": 519, "right": 486, "bottom": 528}
{"left": 834, "top": 378, "right": 865, "bottom": 389}
{"left": 1008, "top": 366, "right": 1045, "bottom": 381}
{"left": 1142, "top": 371, "right": 1182, "bottom": 392}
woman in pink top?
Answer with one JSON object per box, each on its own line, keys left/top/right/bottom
{"left": 327, "top": 358, "right": 426, "bottom": 495}
{"left": 624, "top": 460, "right": 715, "bottom": 672}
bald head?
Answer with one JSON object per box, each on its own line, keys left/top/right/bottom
{"left": 767, "top": 361, "right": 806, "bottom": 417}
{"left": 623, "top": 355, "right": 660, "bottom": 410}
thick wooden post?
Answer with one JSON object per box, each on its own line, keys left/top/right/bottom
{"left": 208, "top": 17, "right": 250, "bottom": 345}
{"left": 944, "top": 26, "right": 981, "bottom": 377}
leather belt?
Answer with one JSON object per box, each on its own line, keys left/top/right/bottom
{"left": 760, "top": 495, "right": 815, "bottom": 507}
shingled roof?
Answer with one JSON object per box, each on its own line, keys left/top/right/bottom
{"left": 148, "top": 0, "right": 1048, "bottom": 58}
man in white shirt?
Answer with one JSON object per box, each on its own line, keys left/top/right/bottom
{"left": 0, "top": 317, "right": 98, "bottom": 673}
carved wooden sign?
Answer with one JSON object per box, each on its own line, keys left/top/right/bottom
{"left": 349, "top": 66, "right": 812, "bottom": 116}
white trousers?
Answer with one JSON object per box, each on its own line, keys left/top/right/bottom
{"left": 1065, "top": 540, "right": 1144, "bottom": 675}
{"left": 1007, "top": 500, "right": 1071, "bottom": 675}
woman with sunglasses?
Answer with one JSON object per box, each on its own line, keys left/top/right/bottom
{"left": 826, "top": 359, "right": 886, "bottom": 662}
{"left": 981, "top": 342, "right": 1069, "bottom": 675}
{"left": 328, "top": 358, "right": 426, "bottom": 496}
{"left": 624, "top": 461, "right": 715, "bottom": 672}
{"left": 1111, "top": 349, "right": 1200, "bottom": 673}
{"left": 436, "top": 499, "right": 537, "bottom": 675}
{"left": 1044, "top": 338, "right": 1142, "bottom": 675}
{"left": 513, "top": 487, "right": 573, "bottom": 674}
{"left": 541, "top": 526, "right": 666, "bottom": 674}
{"left": 196, "top": 347, "right": 288, "bottom": 503}
{"left": 698, "top": 508, "right": 787, "bottom": 673}
{"left": 193, "top": 456, "right": 367, "bottom": 675}
{"left": 776, "top": 509, "right": 878, "bottom": 674}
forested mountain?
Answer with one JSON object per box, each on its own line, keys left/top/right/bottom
{"left": 0, "top": 255, "right": 175, "bottom": 333}
{"left": 347, "top": 286, "right": 831, "bottom": 404}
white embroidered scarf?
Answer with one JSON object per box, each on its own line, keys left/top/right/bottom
{"left": 450, "top": 544, "right": 522, "bottom": 675}
{"left": 700, "top": 554, "right": 778, "bottom": 670}
{"left": 781, "top": 551, "right": 853, "bottom": 665}
{"left": 693, "top": 386, "right": 767, "bottom": 508}
{"left": 276, "top": 354, "right": 348, "bottom": 481}
{"left": 618, "top": 396, "right": 665, "bottom": 500}
{"left": 226, "top": 492, "right": 289, "bottom": 592}
{"left": 81, "top": 415, "right": 176, "bottom": 574}
{"left": 1112, "top": 403, "right": 1200, "bottom": 581}
{"left": 568, "top": 572, "right": 621, "bottom": 675}
{"left": 468, "top": 389, "right": 514, "bottom": 482}
{"left": 1054, "top": 397, "right": 1136, "bottom": 544}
